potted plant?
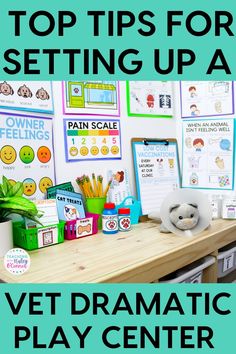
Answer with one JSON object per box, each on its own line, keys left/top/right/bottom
{"left": 0, "top": 176, "right": 41, "bottom": 257}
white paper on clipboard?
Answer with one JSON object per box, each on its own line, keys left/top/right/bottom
{"left": 132, "top": 139, "right": 181, "bottom": 215}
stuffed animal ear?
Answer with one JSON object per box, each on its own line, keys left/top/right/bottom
{"left": 17, "top": 87, "right": 22, "bottom": 96}
{"left": 169, "top": 204, "right": 180, "bottom": 213}
{"left": 188, "top": 203, "right": 198, "bottom": 209}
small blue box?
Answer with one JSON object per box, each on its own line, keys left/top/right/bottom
{"left": 56, "top": 190, "right": 85, "bottom": 221}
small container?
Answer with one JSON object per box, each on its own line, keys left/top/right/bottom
{"left": 222, "top": 196, "right": 236, "bottom": 219}
{"left": 118, "top": 208, "right": 131, "bottom": 232}
{"left": 210, "top": 194, "right": 222, "bottom": 219}
{"left": 102, "top": 203, "right": 118, "bottom": 234}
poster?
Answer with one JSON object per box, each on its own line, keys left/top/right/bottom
{"left": 132, "top": 141, "right": 181, "bottom": 215}
{"left": 107, "top": 169, "right": 131, "bottom": 205}
{"left": 180, "top": 81, "right": 234, "bottom": 118}
{"left": 127, "top": 81, "right": 173, "bottom": 118}
{"left": 182, "top": 119, "right": 235, "bottom": 190}
{"left": 63, "top": 81, "right": 120, "bottom": 116}
{"left": 64, "top": 118, "right": 122, "bottom": 161}
{"left": 0, "top": 114, "right": 55, "bottom": 199}
{"left": 0, "top": 81, "right": 54, "bottom": 114}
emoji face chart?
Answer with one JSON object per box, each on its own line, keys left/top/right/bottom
{"left": 0, "top": 114, "right": 55, "bottom": 199}
{"left": 127, "top": 81, "right": 173, "bottom": 118}
{"left": 182, "top": 119, "right": 235, "bottom": 190}
{"left": 63, "top": 81, "right": 120, "bottom": 116}
{"left": 0, "top": 81, "right": 53, "bottom": 114}
{"left": 180, "top": 81, "right": 234, "bottom": 118}
{"left": 64, "top": 119, "right": 122, "bottom": 161}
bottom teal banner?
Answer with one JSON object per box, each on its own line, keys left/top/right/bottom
{"left": 0, "top": 284, "right": 235, "bottom": 354}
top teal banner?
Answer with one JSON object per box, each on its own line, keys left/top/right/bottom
{"left": 0, "top": 0, "right": 235, "bottom": 80}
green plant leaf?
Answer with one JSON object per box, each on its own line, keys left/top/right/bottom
{"left": 0, "top": 196, "right": 39, "bottom": 215}
{"left": 3, "top": 209, "right": 44, "bottom": 226}
{"left": 8, "top": 182, "right": 24, "bottom": 197}
{"left": 1, "top": 176, "right": 10, "bottom": 196}
{"left": 0, "top": 185, "right": 4, "bottom": 198}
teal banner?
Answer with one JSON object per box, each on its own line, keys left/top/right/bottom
{"left": 0, "top": 0, "right": 235, "bottom": 79}
{"left": 0, "top": 284, "right": 235, "bottom": 353}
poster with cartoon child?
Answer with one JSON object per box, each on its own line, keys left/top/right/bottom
{"left": 180, "top": 81, "right": 234, "bottom": 118}
{"left": 182, "top": 119, "right": 234, "bottom": 190}
{"left": 107, "top": 169, "right": 131, "bottom": 204}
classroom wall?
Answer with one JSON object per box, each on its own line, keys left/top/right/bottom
{"left": 52, "top": 81, "right": 177, "bottom": 195}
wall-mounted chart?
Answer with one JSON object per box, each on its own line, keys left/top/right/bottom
{"left": 182, "top": 119, "right": 235, "bottom": 190}
{"left": 64, "top": 118, "right": 122, "bottom": 161}
{"left": 127, "top": 81, "right": 173, "bottom": 118}
{"left": 0, "top": 81, "right": 54, "bottom": 114}
{"left": 180, "top": 81, "right": 234, "bottom": 118}
{"left": 62, "top": 81, "right": 120, "bottom": 116}
{"left": 0, "top": 114, "right": 55, "bottom": 199}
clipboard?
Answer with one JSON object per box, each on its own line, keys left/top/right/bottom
{"left": 131, "top": 138, "right": 181, "bottom": 216}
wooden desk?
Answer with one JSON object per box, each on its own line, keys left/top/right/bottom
{"left": 1, "top": 219, "right": 236, "bottom": 283}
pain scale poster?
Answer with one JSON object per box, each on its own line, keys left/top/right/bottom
{"left": 0, "top": 114, "right": 55, "bottom": 199}
{"left": 182, "top": 119, "right": 235, "bottom": 190}
{"left": 127, "top": 81, "right": 173, "bottom": 118}
{"left": 0, "top": 81, "right": 54, "bottom": 115}
{"left": 180, "top": 81, "right": 234, "bottom": 119}
{"left": 64, "top": 118, "right": 122, "bottom": 161}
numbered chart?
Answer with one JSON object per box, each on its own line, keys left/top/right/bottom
{"left": 64, "top": 119, "right": 122, "bottom": 161}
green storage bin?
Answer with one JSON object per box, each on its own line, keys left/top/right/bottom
{"left": 13, "top": 221, "right": 65, "bottom": 251}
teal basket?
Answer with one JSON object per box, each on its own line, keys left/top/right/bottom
{"left": 117, "top": 196, "right": 141, "bottom": 225}
{"left": 13, "top": 221, "right": 65, "bottom": 251}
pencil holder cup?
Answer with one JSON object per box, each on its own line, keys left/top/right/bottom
{"left": 86, "top": 197, "right": 106, "bottom": 230}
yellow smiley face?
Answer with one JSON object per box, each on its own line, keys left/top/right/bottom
{"left": 90, "top": 146, "right": 99, "bottom": 156}
{"left": 39, "top": 177, "right": 53, "bottom": 194}
{"left": 111, "top": 145, "right": 119, "bottom": 155}
{"left": 80, "top": 146, "right": 89, "bottom": 156}
{"left": 101, "top": 146, "right": 109, "bottom": 155}
{"left": 0, "top": 145, "right": 17, "bottom": 164}
{"left": 8, "top": 179, "right": 16, "bottom": 186}
{"left": 69, "top": 147, "right": 78, "bottom": 157}
{"left": 23, "top": 178, "right": 37, "bottom": 196}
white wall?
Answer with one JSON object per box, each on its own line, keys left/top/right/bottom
{"left": 52, "top": 81, "right": 177, "bottom": 195}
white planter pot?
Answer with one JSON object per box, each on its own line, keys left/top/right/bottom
{"left": 0, "top": 220, "right": 13, "bottom": 257}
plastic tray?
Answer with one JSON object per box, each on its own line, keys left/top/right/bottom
{"left": 117, "top": 196, "right": 141, "bottom": 225}
{"left": 64, "top": 212, "right": 100, "bottom": 240}
{"left": 13, "top": 221, "right": 65, "bottom": 250}
{"left": 217, "top": 242, "right": 236, "bottom": 278}
{"left": 158, "top": 256, "right": 215, "bottom": 283}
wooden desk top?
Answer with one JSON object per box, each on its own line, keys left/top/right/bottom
{"left": 1, "top": 219, "right": 236, "bottom": 283}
